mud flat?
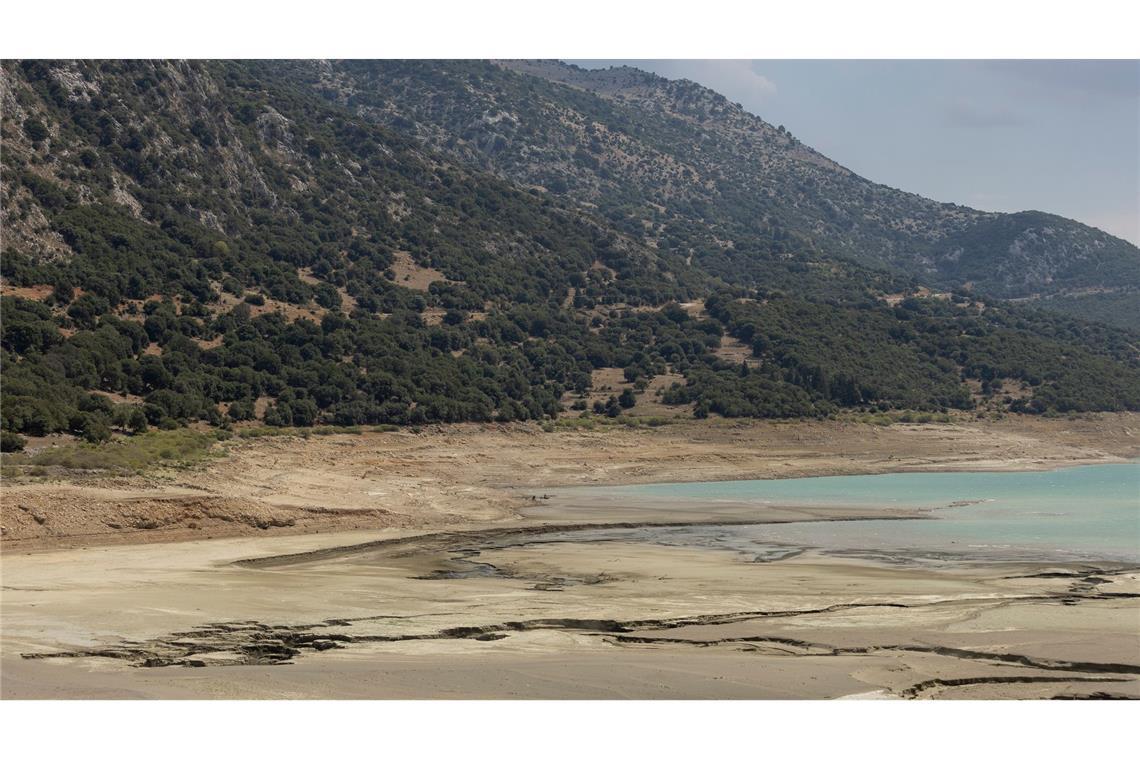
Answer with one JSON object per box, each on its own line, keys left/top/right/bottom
{"left": 2, "top": 415, "right": 1138, "bottom": 699}
{"left": 4, "top": 503, "right": 1138, "bottom": 699}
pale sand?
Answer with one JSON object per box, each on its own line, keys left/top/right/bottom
{"left": 3, "top": 519, "right": 1137, "bottom": 699}
{"left": 2, "top": 414, "right": 1138, "bottom": 699}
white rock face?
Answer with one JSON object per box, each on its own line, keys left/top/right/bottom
{"left": 256, "top": 107, "right": 295, "bottom": 152}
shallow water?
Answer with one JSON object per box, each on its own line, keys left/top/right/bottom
{"left": 547, "top": 464, "right": 1140, "bottom": 563}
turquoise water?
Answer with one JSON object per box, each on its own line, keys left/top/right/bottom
{"left": 581, "top": 464, "right": 1140, "bottom": 562}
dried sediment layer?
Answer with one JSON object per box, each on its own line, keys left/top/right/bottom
{"left": 20, "top": 573, "right": 1140, "bottom": 698}
{"left": 11, "top": 514, "right": 1140, "bottom": 699}
{"left": 1, "top": 491, "right": 408, "bottom": 548}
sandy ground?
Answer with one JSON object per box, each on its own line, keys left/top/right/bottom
{"left": 2, "top": 414, "right": 1138, "bottom": 699}
{"left": 3, "top": 413, "right": 1138, "bottom": 549}
{"left": 3, "top": 521, "right": 1137, "bottom": 699}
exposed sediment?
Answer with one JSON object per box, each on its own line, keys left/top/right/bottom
{"left": 233, "top": 515, "right": 926, "bottom": 569}
{"left": 901, "top": 676, "right": 1133, "bottom": 699}
{"left": 5, "top": 419, "right": 1138, "bottom": 699}
{"left": 23, "top": 561, "right": 1139, "bottom": 698}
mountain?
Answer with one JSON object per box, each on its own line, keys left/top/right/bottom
{"left": 2, "top": 60, "right": 1139, "bottom": 451}
{"left": 310, "top": 59, "right": 1140, "bottom": 322}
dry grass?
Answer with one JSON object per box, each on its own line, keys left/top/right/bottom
{"left": 0, "top": 283, "right": 53, "bottom": 301}
{"left": 3, "top": 429, "right": 224, "bottom": 476}
{"left": 390, "top": 250, "right": 449, "bottom": 291}
{"left": 713, "top": 335, "right": 760, "bottom": 367}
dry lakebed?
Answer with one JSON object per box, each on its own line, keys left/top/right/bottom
{"left": 3, "top": 416, "right": 1139, "bottom": 699}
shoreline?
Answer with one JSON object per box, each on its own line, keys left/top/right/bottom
{"left": 538, "top": 460, "right": 1140, "bottom": 503}
{"left": 4, "top": 421, "right": 1135, "bottom": 697}
{"left": 526, "top": 453, "right": 1140, "bottom": 492}
{"left": 4, "top": 448, "right": 1132, "bottom": 556}
{"left": 3, "top": 414, "right": 1138, "bottom": 552}
{"left": 233, "top": 513, "right": 935, "bottom": 569}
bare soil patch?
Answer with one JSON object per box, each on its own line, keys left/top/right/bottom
{"left": 0, "top": 283, "right": 53, "bottom": 301}
{"left": 390, "top": 250, "right": 448, "bottom": 291}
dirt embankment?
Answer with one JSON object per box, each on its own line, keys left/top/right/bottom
{"left": 0, "top": 490, "right": 410, "bottom": 549}
{"left": 2, "top": 413, "right": 1137, "bottom": 550}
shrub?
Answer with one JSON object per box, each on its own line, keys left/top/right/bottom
{"left": 1, "top": 431, "right": 27, "bottom": 452}
{"left": 23, "top": 118, "right": 48, "bottom": 143}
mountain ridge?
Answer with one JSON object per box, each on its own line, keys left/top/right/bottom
{"left": 327, "top": 58, "right": 1138, "bottom": 310}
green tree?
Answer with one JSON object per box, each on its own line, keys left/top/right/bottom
{"left": 23, "top": 118, "right": 48, "bottom": 143}
{"left": 1, "top": 431, "right": 27, "bottom": 452}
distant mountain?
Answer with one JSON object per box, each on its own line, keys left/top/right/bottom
{"left": 2, "top": 60, "right": 1138, "bottom": 449}
{"left": 310, "top": 59, "right": 1139, "bottom": 321}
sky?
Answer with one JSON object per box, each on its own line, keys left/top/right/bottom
{"left": 566, "top": 60, "right": 1140, "bottom": 245}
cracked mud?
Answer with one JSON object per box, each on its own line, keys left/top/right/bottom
{"left": 19, "top": 519, "right": 1140, "bottom": 699}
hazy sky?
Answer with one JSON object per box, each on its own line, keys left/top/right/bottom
{"left": 567, "top": 60, "right": 1140, "bottom": 245}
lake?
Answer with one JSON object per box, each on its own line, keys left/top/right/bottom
{"left": 543, "top": 463, "right": 1140, "bottom": 563}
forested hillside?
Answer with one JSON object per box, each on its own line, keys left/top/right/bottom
{"left": 2, "top": 60, "right": 1139, "bottom": 452}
